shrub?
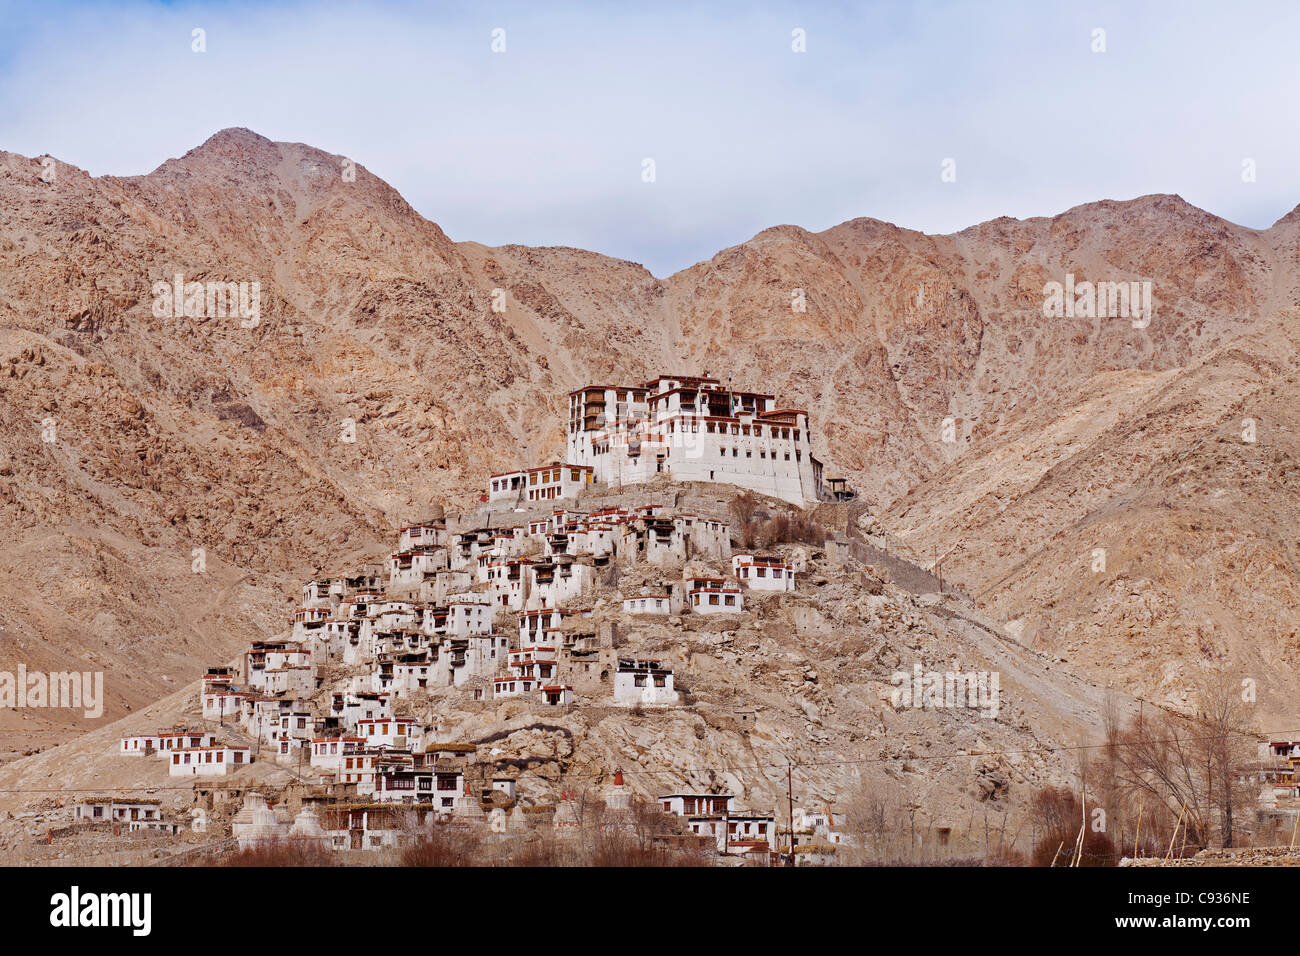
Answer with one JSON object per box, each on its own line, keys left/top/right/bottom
{"left": 1028, "top": 787, "right": 1119, "bottom": 867}
{"left": 400, "top": 821, "right": 483, "bottom": 866}
{"left": 219, "top": 837, "right": 336, "bottom": 867}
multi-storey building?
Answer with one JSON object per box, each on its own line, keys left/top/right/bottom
{"left": 566, "top": 374, "right": 825, "bottom": 505}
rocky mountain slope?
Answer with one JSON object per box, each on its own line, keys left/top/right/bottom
{"left": 0, "top": 128, "right": 1295, "bottom": 743}
{"left": 883, "top": 310, "right": 1300, "bottom": 724}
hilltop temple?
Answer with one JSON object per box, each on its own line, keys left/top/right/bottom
{"left": 489, "top": 374, "right": 840, "bottom": 507}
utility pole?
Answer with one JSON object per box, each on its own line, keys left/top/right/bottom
{"left": 787, "top": 758, "right": 796, "bottom": 867}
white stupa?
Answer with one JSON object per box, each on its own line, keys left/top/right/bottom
{"left": 290, "top": 805, "right": 329, "bottom": 846}
{"left": 605, "top": 771, "right": 631, "bottom": 811}
{"left": 232, "top": 791, "right": 290, "bottom": 850}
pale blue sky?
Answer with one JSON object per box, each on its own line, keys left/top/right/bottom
{"left": 1, "top": 0, "right": 1297, "bottom": 276}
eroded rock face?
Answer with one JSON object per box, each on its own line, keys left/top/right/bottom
{"left": 0, "top": 128, "right": 1296, "bottom": 739}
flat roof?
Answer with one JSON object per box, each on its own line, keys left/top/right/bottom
{"left": 659, "top": 793, "right": 734, "bottom": 799}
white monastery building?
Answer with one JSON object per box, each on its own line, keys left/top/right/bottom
{"left": 566, "top": 374, "right": 827, "bottom": 506}
{"left": 484, "top": 373, "right": 846, "bottom": 507}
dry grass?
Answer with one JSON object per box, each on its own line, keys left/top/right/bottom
{"left": 219, "top": 837, "right": 337, "bottom": 867}
{"left": 400, "top": 821, "right": 484, "bottom": 866}
{"left": 730, "top": 492, "right": 824, "bottom": 550}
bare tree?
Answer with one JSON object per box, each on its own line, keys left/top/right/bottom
{"left": 1192, "top": 667, "right": 1258, "bottom": 848}
{"left": 1104, "top": 667, "right": 1259, "bottom": 854}
{"left": 841, "top": 774, "right": 908, "bottom": 863}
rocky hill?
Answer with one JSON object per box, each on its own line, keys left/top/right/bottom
{"left": 0, "top": 127, "right": 1295, "bottom": 749}
{"left": 0, "top": 485, "right": 1140, "bottom": 862}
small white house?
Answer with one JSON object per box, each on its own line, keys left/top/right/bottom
{"left": 732, "top": 553, "right": 796, "bottom": 591}
{"left": 438, "top": 597, "right": 493, "bottom": 637}
{"left": 398, "top": 522, "right": 447, "bottom": 552}
{"left": 527, "top": 558, "right": 594, "bottom": 611}
{"left": 119, "top": 734, "right": 161, "bottom": 755}
{"left": 120, "top": 731, "right": 216, "bottom": 756}
{"left": 75, "top": 798, "right": 163, "bottom": 824}
{"left": 357, "top": 717, "right": 420, "bottom": 751}
{"left": 519, "top": 608, "right": 569, "bottom": 647}
{"left": 339, "top": 751, "right": 378, "bottom": 794}
{"left": 621, "top": 593, "right": 674, "bottom": 615}
{"left": 659, "top": 793, "right": 734, "bottom": 817}
{"left": 389, "top": 548, "right": 447, "bottom": 593}
{"left": 685, "top": 577, "right": 743, "bottom": 614}
{"left": 310, "top": 736, "right": 367, "bottom": 777}
{"left": 167, "top": 744, "right": 252, "bottom": 777}
{"left": 332, "top": 691, "right": 393, "bottom": 731}
{"left": 726, "top": 812, "right": 778, "bottom": 853}
{"left": 507, "top": 647, "right": 559, "bottom": 683}
{"left": 488, "top": 463, "right": 594, "bottom": 504}
{"left": 493, "top": 675, "right": 540, "bottom": 698}
{"left": 540, "top": 684, "right": 573, "bottom": 706}
{"left": 613, "top": 658, "right": 679, "bottom": 706}
{"left": 264, "top": 664, "right": 316, "bottom": 697}
{"left": 203, "top": 690, "right": 257, "bottom": 720}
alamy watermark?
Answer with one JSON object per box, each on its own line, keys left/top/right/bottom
{"left": 0, "top": 666, "right": 103, "bottom": 719}
{"left": 1042, "top": 273, "right": 1152, "bottom": 328}
{"left": 50, "top": 886, "right": 150, "bottom": 936}
{"left": 151, "top": 273, "right": 261, "bottom": 327}
{"left": 890, "top": 663, "right": 1000, "bottom": 718}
